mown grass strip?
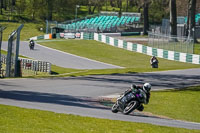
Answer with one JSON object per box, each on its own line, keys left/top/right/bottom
{"left": 145, "top": 86, "right": 200, "bottom": 123}
{"left": 0, "top": 104, "right": 199, "bottom": 133}
{"left": 39, "top": 40, "right": 200, "bottom": 71}
{"left": 1, "top": 22, "right": 44, "bottom": 41}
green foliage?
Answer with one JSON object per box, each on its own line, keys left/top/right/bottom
{"left": 149, "top": 0, "right": 169, "bottom": 23}
{"left": 0, "top": 0, "right": 170, "bottom": 23}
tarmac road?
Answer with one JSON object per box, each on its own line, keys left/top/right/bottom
{"left": 1, "top": 41, "right": 122, "bottom": 69}
{"left": 0, "top": 69, "right": 200, "bottom": 130}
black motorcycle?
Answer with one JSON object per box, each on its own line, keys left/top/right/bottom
{"left": 151, "top": 59, "right": 158, "bottom": 68}
{"left": 111, "top": 90, "right": 146, "bottom": 115}
{"left": 29, "top": 40, "right": 35, "bottom": 50}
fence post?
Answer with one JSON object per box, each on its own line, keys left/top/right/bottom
{"left": 6, "top": 33, "right": 15, "bottom": 77}
{"left": 48, "top": 63, "right": 51, "bottom": 74}
{"left": 0, "top": 26, "right": 6, "bottom": 77}
{"left": 34, "top": 61, "right": 37, "bottom": 75}
{"left": 14, "top": 24, "right": 24, "bottom": 77}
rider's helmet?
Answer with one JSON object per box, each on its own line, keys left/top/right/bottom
{"left": 143, "top": 83, "right": 151, "bottom": 93}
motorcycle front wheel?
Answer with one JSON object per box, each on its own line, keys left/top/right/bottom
{"left": 111, "top": 102, "right": 119, "bottom": 113}
{"left": 123, "top": 101, "right": 138, "bottom": 115}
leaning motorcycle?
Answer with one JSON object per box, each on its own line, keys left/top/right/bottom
{"left": 111, "top": 90, "right": 146, "bottom": 115}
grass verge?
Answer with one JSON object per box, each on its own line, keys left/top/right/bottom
{"left": 38, "top": 39, "right": 200, "bottom": 75}
{"left": 144, "top": 86, "right": 200, "bottom": 123}
{"left": 194, "top": 43, "right": 200, "bottom": 55}
{"left": 0, "top": 104, "right": 199, "bottom": 133}
{"left": 1, "top": 22, "right": 44, "bottom": 41}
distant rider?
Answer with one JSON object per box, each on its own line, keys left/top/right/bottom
{"left": 150, "top": 56, "right": 159, "bottom": 68}
{"left": 29, "top": 40, "right": 35, "bottom": 50}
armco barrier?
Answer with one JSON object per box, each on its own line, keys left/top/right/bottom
{"left": 93, "top": 33, "right": 200, "bottom": 64}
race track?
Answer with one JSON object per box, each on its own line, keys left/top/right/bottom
{"left": 0, "top": 70, "right": 200, "bottom": 130}
{"left": 1, "top": 41, "right": 200, "bottom": 130}
{"left": 1, "top": 41, "right": 122, "bottom": 69}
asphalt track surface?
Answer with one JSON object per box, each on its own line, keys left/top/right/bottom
{"left": 1, "top": 41, "right": 200, "bottom": 130}
{"left": 0, "top": 70, "right": 200, "bottom": 130}
{"left": 1, "top": 41, "right": 122, "bottom": 69}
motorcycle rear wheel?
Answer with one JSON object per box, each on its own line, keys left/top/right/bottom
{"left": 111, "top": 103, "right": 119, "bottom": 113}
{"left": 123, "top": 101, "right": 138, "bottom": 115}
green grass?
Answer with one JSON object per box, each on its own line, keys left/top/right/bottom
{"left": 1, "top": 22, "right": 44, "bottom": 41}
{"left": 145, "top": 86, "right": 200, "bottom": 123}
{"left": 1, "top": 50, "right": 29, "bottom": 59}
{"left": 0, "top": 104, "right": 199, "bottom": 133}
{"left": 1, "top": 22, "right": 200, "bottom": 77}
{"left": 0, "top": 50, "right": 7, "bottom": 55}
{"left": 194, "top": 43, "right": 200, "bottom": 55}
{"left": 50, "top": 65, "right": 81, "bottom": 75}
{"left": 38, "top": 39, "right": 200, "bottom": 76}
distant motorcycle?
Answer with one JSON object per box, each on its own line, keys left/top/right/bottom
{"left": 150, "top": 56, "right": 159, "bottom": 68}
{"left": 111, "top": 90, "right": 147, "bottom": 115}
{"left": 151, "top": 59, "right": 158, "bottom": 68}
{"left": 29, "top": 40, "right": 35, "bottom": 50}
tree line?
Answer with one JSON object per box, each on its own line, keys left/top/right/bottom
{"left": 0, "top": 0, "right": 198, "bottom": 21}
{"left": 0, "top": 0, "right": 199, "bottom": 40}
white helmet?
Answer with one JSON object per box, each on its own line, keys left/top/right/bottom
{"left": 143, "top": 83, "right": 151, "bottom": 93}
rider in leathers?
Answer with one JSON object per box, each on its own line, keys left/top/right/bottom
{"left": 29, "top": 40, "right": 35, "bottom": 50}
{"left": 121, "top": 83, "right": 151, "bottom": 111}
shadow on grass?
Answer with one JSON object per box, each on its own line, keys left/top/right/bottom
{"left": 51, "top": 71, "right": 59, "bottom": 75}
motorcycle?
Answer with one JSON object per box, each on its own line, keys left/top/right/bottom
{"left": 111, "top": 90, "right": 146, "bottom": 115}
{"left": 29, "top": 40, "right": 35, "bottom": 50}
{"left": 151, "top": 58, "right": 158, "bottom": 68}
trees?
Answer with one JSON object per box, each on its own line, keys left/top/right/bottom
{"left": 46, "top": 0, "right": 53, "bottom": 20}
{"left": 143, "top": 0, "right": 150, "bottom": 35}
{"left": 187, "top": 0, "right": 197, "bottom": 42}
{"left": 169, "top": 0, "right": 177, "bottom": 36}
{"left": 88, "top": 0, "right": 97, "bottom": 14}
{"left": 0, "top": 0, "right": 3, "bottom": 15}
{"left": 149, "top": 0, "right": 169, "bottom": 23}
{"left": 125, "top": 0, "right": 128, "bottom": 12}
{"left": 0, "top": 0, "right": 197, "bottom": 32}
{"left": 117, "top": 0, "right": 122, "bottom": 16}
